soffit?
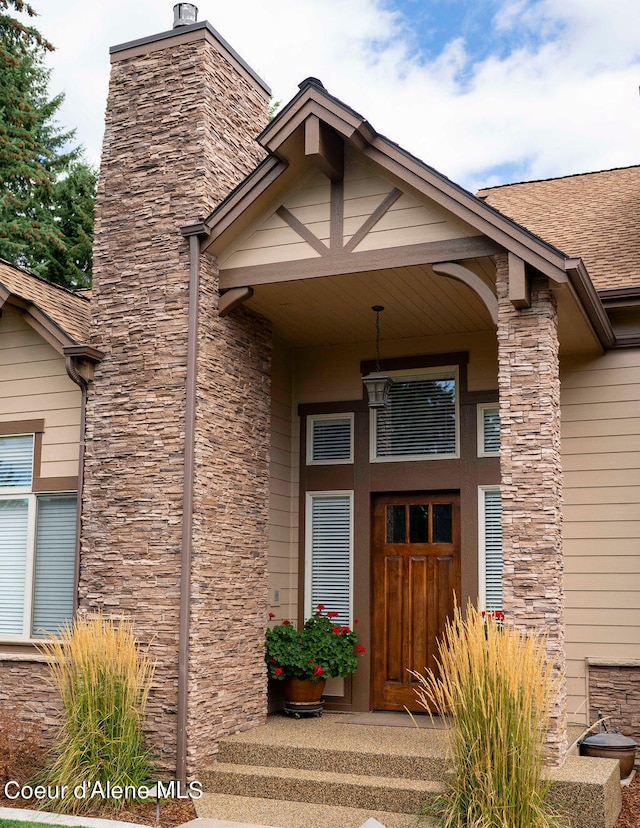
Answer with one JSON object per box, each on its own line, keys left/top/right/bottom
{"left": 246, "top": 258, "right": 494, "bottom": 348}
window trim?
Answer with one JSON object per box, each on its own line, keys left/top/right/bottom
{"left": 478, "top": 485, "right": 502, "bottom": 612}
{"left": 306, "top": 413, "right": 354, "bottom": 466}
{"left": 0, "top": 433, "right": 35, "bottom": 495}
{"left": 304, "top": 490, "right": 354, "bottom": 625}
{"left": 369, "top": 366, "right": 460, "bottom": 463}
{"left": 477, "top": 403, "right": 500, "bottom": 458}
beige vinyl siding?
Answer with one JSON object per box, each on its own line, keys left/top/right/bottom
{"left": 561, "top": 348, "right": 640, "bottom": 724}
{"left": 268, "top": 340, "right": 299, "bottom": 623}
{"left": 294, "top": 331, "right": 498, "bottom": 404}
{"left": 343, "top": 156, "right": 481, "bottom": 251}
{"left": 220, "top": 156, "right": 481, "bottom": 272}
{"left": 220, "top": 169, "right": 330, "bottom": 270}
{"left": 0, "top": 308, "right": 81, "bottom": 481}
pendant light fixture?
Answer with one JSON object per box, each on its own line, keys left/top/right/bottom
{"left": 362, "top": 305, "right": 393, "bottom": 408}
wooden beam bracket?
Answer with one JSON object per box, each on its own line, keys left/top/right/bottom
{"left": 219, "top": 286, "right": 254, "bottom": 317}
{"left": 508, "top": 252, "right": 531, "bottom": 309}
{"left": 304, "top": 114, "right": 344, "bottom": 181}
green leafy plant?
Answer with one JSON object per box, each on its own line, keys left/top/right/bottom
{"left": 413, "top": 602, "right": 561, "bottom": 828}
{"left": 37, "top": 613, "right": 155, "bottom": 813}
{"left": 266, "top": 604, "right": 365, "bottom": 681}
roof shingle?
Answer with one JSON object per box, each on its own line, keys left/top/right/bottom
{"left": 0, "top": 259, "right": 90, "bottom": 343}
{"left": 478, "top": 165, "right": 640, "bottom": 291}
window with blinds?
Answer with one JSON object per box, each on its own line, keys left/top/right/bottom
{"left": 480, "top": 487, "right": 503, "bottom": 612}
{"left": 372, "top": 371, "right": 458, "bottom": 461}
{"left": 0, "top": 434, "right": 34, "bottom": 489}
{"left": 32, "top": 496, "right": 77, "bottom": 636}
{"left": 0, "top": 498, "right": 29, "bottom": 636}
{"left": 0, "top": 431, "right": 76, "bottom": 641}
{"left": 305, "top": 492, "right": 353, "bottom": 626}
{"left": 478, "top": 404, "right": 500, "bottom": 456}
{"left": 307, "top": 414, "right": 354, "bottom": 464}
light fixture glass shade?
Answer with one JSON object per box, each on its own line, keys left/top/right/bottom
{"left": 363, "top": 372, "right": 393, "bottom": 408}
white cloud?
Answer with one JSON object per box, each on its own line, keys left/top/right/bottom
{"left": 30, "top": 0, "right": 640, "bottom": 189}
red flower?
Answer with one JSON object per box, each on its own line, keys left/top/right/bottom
{"left": 283, "top": 619, "right": 291, "bottom": 625}
{"left": 313, "top": 665, "right": 325, "bottom": 677}
{"left": 269, "top": 657, "right": 277, "bottom": 664}
{"left": 327, "top": 611, "right": 339, "bottom": 619}
{"left": 274, "top": 667, "right": 283, "bottom": 676}
{"left": 332, "top": 626, "right": 341, "bottom": 634}
{"left": 355, "top": 645, "right": 366, "bottom": 654}
{"left": 268, "top": 612, "right": 275, "bottom": 619}
{"left": 317, "top": 604, "right": 325, "bottom": 611}
{"left": 341, "top": 626, "right": 350, "bottom": 633}
{"left": 309, "top": 658, "right": 314, "bottom": 663}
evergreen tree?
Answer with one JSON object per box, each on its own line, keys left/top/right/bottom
{"left": 0, "top": 1, "right": 96, "bottom": 288}
{"left": 43, "top": 161, "right": 97, "bottom": 288}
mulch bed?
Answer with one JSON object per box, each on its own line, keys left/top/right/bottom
{"left": 0, "top": 791, "right": 196, "bottom": 827}
{"left": 615, "top": 770, "right": 640, "bottom": 828}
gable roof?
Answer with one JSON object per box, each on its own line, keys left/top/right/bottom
{"left": 195, "top": 78, "right": 614, "bottom": 350}
{"left": 478, "top": 165, "right": 640, "bottom": 292}
{"left": 0, "top": 258, "right": 91, "bottom": 346}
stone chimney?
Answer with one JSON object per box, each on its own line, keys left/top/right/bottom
{"left": 82, "top": 11, "right": 272, "bottom": 778}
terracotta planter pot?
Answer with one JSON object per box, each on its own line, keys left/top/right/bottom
{"left": 283, "top": 676, "right": 326, "bottom": 703}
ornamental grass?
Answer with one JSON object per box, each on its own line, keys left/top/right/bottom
{"left": 414, "top": 602, "right": 562, "bottom": 828}
{"left": 37, "top": 613, "right": 154, "bottom": 812}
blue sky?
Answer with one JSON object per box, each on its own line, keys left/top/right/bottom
{"left": 28, "top": 0, "right": 640, "bottom": 192}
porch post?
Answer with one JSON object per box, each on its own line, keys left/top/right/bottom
{"left": 495, "top": 252, "right": 567, "bottom": 766}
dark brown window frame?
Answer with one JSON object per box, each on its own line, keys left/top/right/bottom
{"left": 296, "top": 351, "right": 500, "bottom": 713}
{"left": 0, "top": 418, "right": 78, "bottom": 492}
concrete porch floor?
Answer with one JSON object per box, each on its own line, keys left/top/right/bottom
{"left": 196, "top": 712, "right": 622, "bottom": 828}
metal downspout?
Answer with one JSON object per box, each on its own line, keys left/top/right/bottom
{"left": 177, "top": 230, "right": 202, "bottom": 783}
{"left": 64, "top": 356, "right": 87, "bottom": 614}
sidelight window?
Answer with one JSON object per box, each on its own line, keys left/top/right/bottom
{"left": 305, "top": 491, "right": 353, "bottom": 626}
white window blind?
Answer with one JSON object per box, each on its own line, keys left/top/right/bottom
{"left": 308, "top": 416, "right": 353, "bottom": 464}
{"left": 375, "top": 377, "right": 456, "bottom": 459}
{"left": 0, "top": 498, "right": 29, "bottom": 635}
{"left": 0, "top": 435, "right": 34, "bottom": 489}
{"left": 32, "top": 495, "right": 76, "bottom": 637}
{"left": 483, "top": 489, "right": 503, "bottom": 612}
{"left": 307, "top": 494, "right": 352, "bottom": 626}
{"left": 483, "top": 407, "right": 500, "bottom": 454}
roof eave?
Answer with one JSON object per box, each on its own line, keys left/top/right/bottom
{"left": 564, "top": 258, "right": 616, "bottom": 349}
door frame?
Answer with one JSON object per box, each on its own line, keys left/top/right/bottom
{"left": 371, "top": 490, "right": 461, "bottom": 711}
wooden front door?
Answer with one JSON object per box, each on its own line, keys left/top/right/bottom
{"left": 372, "top": 492, "right": 461, "bottom": 711}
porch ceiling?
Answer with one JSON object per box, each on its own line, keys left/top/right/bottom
{"left": 245, "top": 258, "right": 496, "bottom": 347}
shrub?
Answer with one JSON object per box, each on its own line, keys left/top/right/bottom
{"left": 37, "top": 613, "right": 154, "bottom": 812}
{"left": 265, "top": 605, "right": 365, "bottom": 680}
{"left": 414, "top": 602, "right": 561, "bottom": 828}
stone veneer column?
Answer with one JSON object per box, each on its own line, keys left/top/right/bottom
{"left": 495, "top": 253, "right": 567, "bottom": 765}
{"left": 81, "top": 23, "right": 269, "bottom": 775}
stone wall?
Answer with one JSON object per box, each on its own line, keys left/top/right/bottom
{"left": 187, "top": 267, "right": 272, "bottom": 772}
{"left": 496, "top": 253, "right": 567, "bottom": 765}
{"left": 589, "top": 665, "right": 640, "bottom": 745}
{"left": 82, "top": 26, "right": 268, "bottom": 774}
{"left": 0, "top": 661, "right": 60, "bottom": 753}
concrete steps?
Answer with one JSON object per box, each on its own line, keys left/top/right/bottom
{"left": 198, "top": 713, "right": 447, "bottom": 827}
{"left": 203, "top": 761, "right": 442, "bottom": 814}
{"left": 197, "top": 714, "right": 623, "bottom": 828}
{"left": 195, "top": 793, "right": 437, "bottom": 828}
